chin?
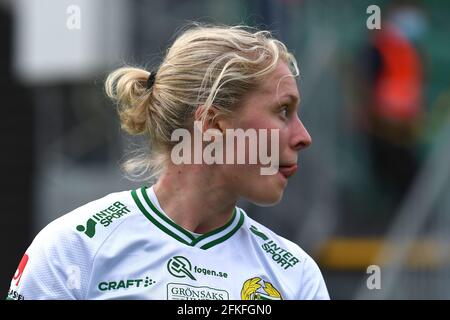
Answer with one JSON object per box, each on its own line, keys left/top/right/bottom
{"left": 247, "top": 188, "right": 284, "bottom": 207}
{"left": 239, "top": 171, "right": 287, "bottom": 206}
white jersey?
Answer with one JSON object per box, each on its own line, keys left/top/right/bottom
{"left": 8, "top": 186, "right": 329, "bottom": 300}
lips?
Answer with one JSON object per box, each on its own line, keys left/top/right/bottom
{"left": 278, "top": 164, "right": 298, "bottom": 179}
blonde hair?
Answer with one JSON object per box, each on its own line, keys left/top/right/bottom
{"left": 105, "top": 24, "right": 299, "bottom": 181}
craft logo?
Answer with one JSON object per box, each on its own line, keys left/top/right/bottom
{"left": 241, "top": 277, "right": 283, "bottom": 300}
{"left": 98, "top": 276, "right": 156, "bottom": 291}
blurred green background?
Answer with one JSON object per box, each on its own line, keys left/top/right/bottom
{"left": 1, "top": 0, "right": 450, "bottom": 299}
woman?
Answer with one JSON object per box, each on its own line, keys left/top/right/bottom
{"left": 8, "top": 24, "right": 329, "bottom": 300}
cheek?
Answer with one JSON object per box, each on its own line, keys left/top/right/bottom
{"left": 222, "top": 160, "right": 286, "bottom": 204}
{"left": 277, "top": 129, "right": 290, "bottom": 151}
{"left": 222, "top": 113, "right": 287, "bottom": 203}
{"left": 235, "top": 117, "right": 285, "bottom": 159}
{"left": 237, "top": 115, "right": 275, "bottom": 131}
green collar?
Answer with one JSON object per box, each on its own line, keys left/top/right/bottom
{"left": 131, "top": 187, "right": 244, "bottom": 250}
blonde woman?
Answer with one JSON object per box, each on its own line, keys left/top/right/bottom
{"left": 8, "top": 24, "right": 329, "bottom": 300}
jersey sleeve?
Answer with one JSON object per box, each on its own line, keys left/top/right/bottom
{"left": 7, "top": 220, "right": 92, "bottom": 300}
{"left": 297, "top": 255, "right": 330, "bottom": 300}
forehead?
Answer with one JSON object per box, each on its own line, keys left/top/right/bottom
{"left": 256, "top": 62, "right": 299, "bottom": 100}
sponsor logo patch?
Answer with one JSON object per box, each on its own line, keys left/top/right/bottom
{"left": 250, "top": 225, "right": 300, "bottom": 270}
{"left": 76, "top": 201, "right": 131, "bottom": 238}
{"left": 241, "top": 277, "right": 283, "bottom": 300}
{"left": 167, "top": 256, "right": 228, "bottom": 281}
{"left": 12, "top": 253, "right": 29, "bottom": 286}
{"left": 167, "top": 283, "right": 229, "bottom": 300}
{"left": 98, "top": 276, "right": 156, "bottom": 291}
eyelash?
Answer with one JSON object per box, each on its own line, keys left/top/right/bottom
{"left": 279, "top": 106, "right": 290, "bottom": 119}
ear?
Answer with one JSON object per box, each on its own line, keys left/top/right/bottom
{"left": 194, "top": 105, "right": 231, "bottom": 134}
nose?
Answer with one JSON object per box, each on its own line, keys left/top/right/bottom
{"left": 292, "top": 116, "right": 312, "bottom": 151}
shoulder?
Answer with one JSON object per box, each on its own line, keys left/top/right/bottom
{"left": 58, "top": 189, "right": 138, "bottom": 242}
{"left": 30, "top": 189, "right": 144, "bottom": 265}
{"left": 34, "top": 189, "right": 138, "bottom": 247}
{"left": 241, "top": 210, "right": 309, "bottom": 265}
{"left": 240, "top": 209, "right": 330, "bottom": 300}
{"left": 8, "top": 189, "right": 139, "bottom": 299}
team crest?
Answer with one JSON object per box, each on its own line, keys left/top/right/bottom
{"left": 241, "top": 277, "right": 282, "bottom": 300}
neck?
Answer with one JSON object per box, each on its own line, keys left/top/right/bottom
{"left": 153, "top": 163, "right": 237, "bottom": 234}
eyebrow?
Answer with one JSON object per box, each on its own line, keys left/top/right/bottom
{"left": 279, "top": 94, "right": 300, "bottom": 106}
